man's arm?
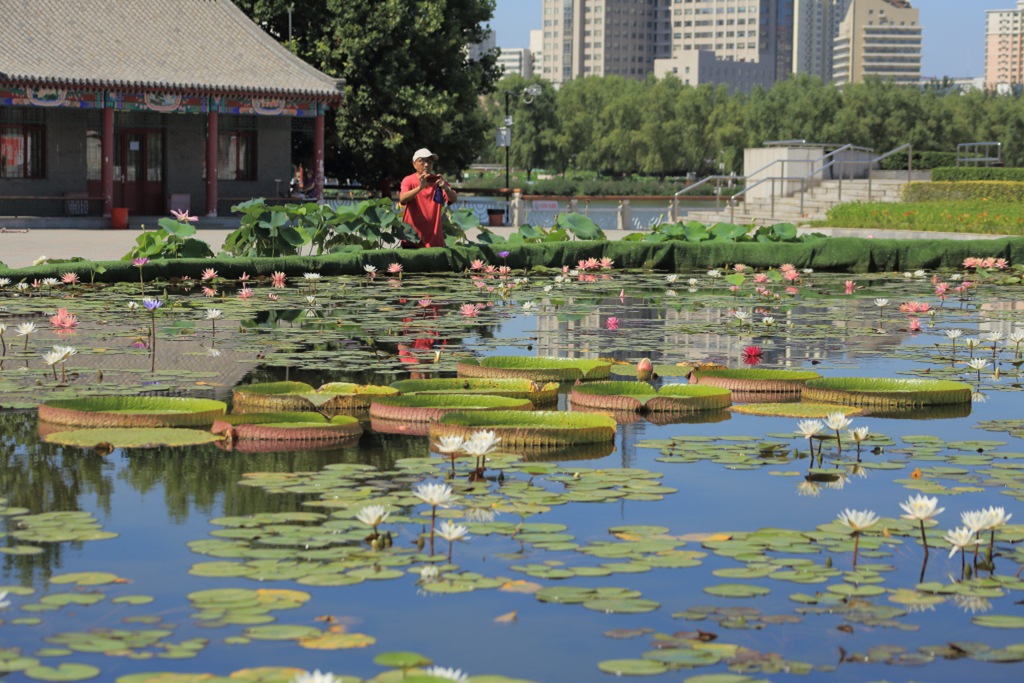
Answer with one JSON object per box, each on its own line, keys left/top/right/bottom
{"left": 399, "top": 174, "right": 428, "bottom": 205}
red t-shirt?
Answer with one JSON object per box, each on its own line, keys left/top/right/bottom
{"left": 400, "top": 173, "right": 450, "bottom": 248}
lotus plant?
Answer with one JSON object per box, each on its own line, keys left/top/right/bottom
{"left": 414, "top": 482, "right": 457, "bottom": 554}
{"left": 205, "top": 309, "right": 222, "bottom": 337}
{"left": 133, "top": 257, "right": 149, "bottom": 296}
{"left": 435, "top": 436, "right": 466, "bottom": 478}
{"left": 824, "top": 412, "right": 852, "bottom": 452}
{"left": 899, "top": 494, "right": 944, "bottom": 555}
{"left": 436, "top": 520, "right": 469, "bottom": 563}
{"left": 836, "top": 508, "right": 879, "bottom": 568}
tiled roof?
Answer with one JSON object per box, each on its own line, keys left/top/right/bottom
{"left": 0, "top": 0, "right": 343, "bottom": 99}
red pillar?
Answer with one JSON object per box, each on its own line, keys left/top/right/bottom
{"left": 205, "top": 110, "right": 218, "bottom": 216}
{"left": 313, "top": 112, "right": 325, "bottom": 203}
{"left": 101, "top": 106, "right": 114, "bottom": 216}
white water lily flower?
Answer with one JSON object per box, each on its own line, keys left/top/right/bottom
{"left": 665, "top": 289, "right": 677, "bottom": 297}
{"left": 985, "top": 331, "right": 1004, "bottom": 344}
{"left": 874, "top": 298, "right": 889, "bottom": 307}
{"left": 127, "top": 301, "right": 139, "bottom": 312}
{"left": 796, "top": 419, "right": 824, "bottom": 438}
{"left": 848, "top": 426, "right": 870, "bottom": 443}
{"left": 423, "top": 666, "right": 470, "bottom": 683}
{"left": 207, "top": 348, "right": 222, "bottom": 357}
{"left": 0, "top": 590, "right": 9, "bottom": 609}
{"left": 364, "top": 264, "right": 377, "bottom": 275}
{"left": 436, "top": 520, "right": 469, "bottom": 542}
{"left": 205, "top": 309, "right": 222, "bottom": 320}
{"left": 15, "top": 282, "right": 29, "bottom": 291}
{"left": 32, "top": 256, "right": 48, "bottom": 266}
{"left": 802, "top": 268, "right": 813, "bottom": 274}
{"left": 960, "top": 510, "right": 989, "bottom": 534}
{"left": 464, "top": 507, "right": 497, "bottom": 523}
{"left": 462, "top": 430, "right": 501, "bottom": 457}
{"left": 688, "top": 278, "right": 699, "bottom": 286}
{"left": 966, "top": 358, "right": 989, "bottom": 371}
{"left": 42, "top": 349, "right": 65, "bottom": 367}
{"left": 522, "top": 301, "right": 535, "bottom": 312}
{"left": 15, "top": 322, "right": 36, "bottom": 336}
{"left": 0, "top": 278, "right": 10, "bottom": 287}
{"left": 434, "top": 436, "right": 465, "bottom": 454}
{"left": 824, "top": 412, "right": 852, "bottom": 431}
{"left": 665, "top": 274, "right": 678, "bottom": 283}
{"left": 796, "top": 480, "right": 821, "bottom": 497}
{"left": 914, "top": 270, "right": 926, "bottom": 278}
{"left": 944, "top": 329, "right": 964, "bottom": 340}
{"left": 290, "top": 670, "right": 342, "bottom": 683}
{"left": 944, "top": 526, "right": 979, "bottom": 559}
{"left": 413, "top": 482, "right": 455, "bottom": 507}
{"left": 899, "top": 494, "right": 944, "bottom": 521}
{"left": 302, "top": 272, "right": 321, "bottom": 281}
{"left": 354, "top": 504, "right": 389, "bottom": 528}
{"left": 543, "top": 285, "right": 553, "bottom": 292}
{"left": 733, "top": 311, "right": 751, "bottom": 322}
{"left": 980, "top": 506, "right": 1012, "bottom": 530}
{"left": 964, "top": 337, "right": 981, "bottom": 350}
{"left": 707, "top": 269, "right": 721, "bottom": 278}
{"left": 1008, "top": 331, "right": 1024, "bottom": 344}
{"left": 418, "top": 565, "right": 440, "bottom": 582}
{"left": 836, "top": 508, "right": 879, "bottom": 532}
{"left": 42, "top": 278, "right": 59, "bottom": 287}
{"left": 0, "top": 323, "right": 6, "bottom": 334}
{"left": 762, "top": 316, "right": 775, "bottom": 326}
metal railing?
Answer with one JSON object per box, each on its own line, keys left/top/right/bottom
{"left": 683, "top": 142, "right": 913, "bottom": 222}
{"left": 957, "top": 141, "right": 1002, "bottom": 167}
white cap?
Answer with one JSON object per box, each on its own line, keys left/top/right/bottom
{"left": 412, "top": 148, "right": 438, "bottom": 162}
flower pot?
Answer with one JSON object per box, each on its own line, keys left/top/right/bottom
{"left": 487, "top": 208, "right": 505, "bottom": 227}
{"left": 111, "top": 207, "right": 129, "bottom": 230}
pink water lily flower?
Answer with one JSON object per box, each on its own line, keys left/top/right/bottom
{"left": 599, "top": 257, "right": 614, "bottom": 269}
{"left": 238, "top": 272, "right": 250, "bottom": 282}
{"left": 388, "top": 262, "right": 403, "bottom": 274}
{"left": 132, "top": 258, "right": 149, "bottom": 268}
{"left": 606, "top": 317, "right": 619, "bottom": 331}
{"left": 238, "top": 287, "right": 253, "bottom": 300}
{"left": 469, "top": 259, "right": 485, "bottom": 271}
{"left": 271, "top": 271, "right": 287, "bottom": 288}
{"left": 60, "top": 272, "right": 79, "bottom": 285}
{"left": 459, "top": 304, "right": 478, "bottom": 318}
{"left": 844, "top": 280, "right": 856, "bottom": 294}
{"left": 171, "top": 209, "right": 199, "bottom": 222}
{"left": 201, "top": 268, "right": 218, "bottom": 282}
{"left": 202, "top": 287, "right": 217, "bottom": 297}
{"left": 49, "top": 308, "right": 78, "bottom": 329}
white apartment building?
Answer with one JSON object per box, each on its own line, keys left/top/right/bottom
{"left": 792, "top": 0, "right": 851, "bottom": 81}
{"left": 538, "top": 0, "right": 673, "bottom": 85}
{"left": 832, "top": 0, "right": 921, "bottom": 86}
{"left": 985, "top": 1, "right": 1024, "bottom": 92}
{"left": 652, "top": 0, "right": 794, "bottom": 91}
{"left": 497, "top": 48, "right": 535, "bottom": 78}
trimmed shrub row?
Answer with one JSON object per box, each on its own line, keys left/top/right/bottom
{"left": 903, "top": 180, "right": 1024, "bottom": 202}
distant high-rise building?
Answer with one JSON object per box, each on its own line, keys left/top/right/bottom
{"left": 793, "top": 0, "right": 852, "bottom": 81}
{"left": 497, "top": 48, "right": 534, "bottom": 78}
{"left": 832, "top": 0, "right": 921, "bottom": 86}
{"left": 653, "top": 0, "right": 794, "bottom": 93}
{"left": 539, "top": 0, "right": 672, "bottom": 85}
{"left": 468, "top": 29, "right": 497, "bottom": 62}
{"left": 985, "top": 0, "right": 1024, "bottom": 93}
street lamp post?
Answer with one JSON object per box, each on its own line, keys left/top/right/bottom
{"left": 499, "top": 85, "right": 542, "bottom": 224}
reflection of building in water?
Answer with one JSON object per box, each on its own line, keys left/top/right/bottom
{"left": 977, "top": 301, "right": 1024, "bottom": 339}
{"left": 534, "top": 296, "right": 904, "bottom": 366}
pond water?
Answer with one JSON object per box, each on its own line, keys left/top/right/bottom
{"left": 1, "top": 264, "right": 1024, "bottom": 683}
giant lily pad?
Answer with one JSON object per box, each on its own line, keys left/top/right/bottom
{"left": 457, "top": 356, "right": 611, "bottom": 381}
{"left": 688, "top": 369, "right": 820, "bottom": 395}
{"left": 211, "top": 413, "right": 362, "bottom": 443}
{"left": 389, "top": 378, "right": 559, "bottom": 406}
{"left": 430, "top": 410, "right": 616, "bottom": 449}
{"left": 44, "top": 428, "right": 223, "bottom": 449}
{"left": 803, "top": 377, "right": 973, "bottom": 408}
{"left": 38, "top": 397, "right": 227, "bottom": 428}
{"left": 571, "top": 382, "right": 731, "bottom": 414}
{"left": 369, "top": 394, "right": 533, "bottom": 422}
{"left": 232, "top": 381, "right": 398, "bottom": 414}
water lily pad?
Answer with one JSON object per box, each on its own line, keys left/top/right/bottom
{"left": 972, "top": 615, "right": 1024, "bottom": 629}
{"left": 45, "top": 428, "right": 222, "bottom": 448}
{"left": 23, "top": 663, "right": 101, "bottom": 681}
{"left": 703, "top": 584, "right": 771, "bottom": 598}
{"left": 596, "top": 658, "right": 669, "bottom": 676}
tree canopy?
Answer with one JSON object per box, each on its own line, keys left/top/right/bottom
{"left": 233, "top": 0, "right": 500, "bottom": 193}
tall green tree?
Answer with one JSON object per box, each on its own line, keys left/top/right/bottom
{"left": 233, "top": 0, "right": 500, "bottom": 194}
{"left": 482, "top": 75, "right": 559, "bottom": 180}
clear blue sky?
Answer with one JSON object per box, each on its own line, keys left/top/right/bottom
{"left": 490, "top": 0, "right": 1013, "bottom": 79}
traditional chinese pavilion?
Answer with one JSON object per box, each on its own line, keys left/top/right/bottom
{"left": 0, "top": 0, "right": 343, "bottom": 220}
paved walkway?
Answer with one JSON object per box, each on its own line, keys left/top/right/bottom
{"left": 0, "top": 224, "right": 1012, "bottom": 271}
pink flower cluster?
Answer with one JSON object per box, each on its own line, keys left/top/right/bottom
{"left": 49, "top": 308, "right": 78, "bottom": 329}
{"left": 963, "top": 257, "right": 1008, "bottom": 270}
{"left": 576, "top": 257, "right": 615, "bottom": 271}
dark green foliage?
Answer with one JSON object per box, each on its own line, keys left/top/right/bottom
{"left": 124, "top": 217, "right": 216, "bottom": 260}
{"left": 931, "top": 167, "right": 1024, "bottom": 182}
{"left": 879, "top": 152, "right": 958, "bottom": 170}
{"left": 903, "top": 181, "right": 1024, "bottom": 202}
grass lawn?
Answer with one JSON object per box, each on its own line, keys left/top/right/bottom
{"left": 818, "top": 200, "right": 1024, "bottom": 235}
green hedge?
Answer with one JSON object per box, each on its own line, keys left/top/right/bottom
{"left": 8, "top": 236, "right": 1024, "bottom": 280}
{"left": 903, "top": 181, "right": 1024, "bottom": 202}
{"left": 880, "top": 151, "right": 957, "bottom": 171}
{"left": 931, "top": 167, "right": 1024, "bottom": 182}
{"left": 458, "top": 176, "right": 741, "bottom": 197}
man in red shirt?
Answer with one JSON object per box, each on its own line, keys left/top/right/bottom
{"left": 398, "top": 148, "right": 458, "bottom": 248}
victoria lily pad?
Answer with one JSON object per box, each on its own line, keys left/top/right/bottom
{"left": 211, "top": 413, "right": 362, "bottom": 443}
{"left": 38, "top": 396, "right": 227, "bottom": 428}
{"left": 44, "top": 428, "right": 224, "bottom": 449}
{"left": 457, "top": 356, "right": 612, "bottom": 381}
{"left": 688, "top": 369, "right": 820, "bottom": 395}
{"left": 232, "top": 381, "right": 398, "bottom": 414}
{"left": 430, "top": 410, "right": 616, "bottom": 449}
{"left": 803, "top": 377, "right": 973, "bottom": 408}
{"left": 369, "top": 394, "right": 533, "bottom": 422}
{"left": 389, "top": 378, "right": 559, "bottom": 406}
{"left": 571, "top": 382, "right": 731, "bottom": 414}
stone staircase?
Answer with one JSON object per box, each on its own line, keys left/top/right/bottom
{"left": 683, "top": 178, "right": 908, "bottom": 226}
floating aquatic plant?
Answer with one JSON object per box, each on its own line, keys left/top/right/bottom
{"left": 803, "top": 377, "right": 973, "bottom": 408}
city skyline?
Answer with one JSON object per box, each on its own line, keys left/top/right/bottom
{"left": 491, "top": 0, "right": 1011, "bottom": 79}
